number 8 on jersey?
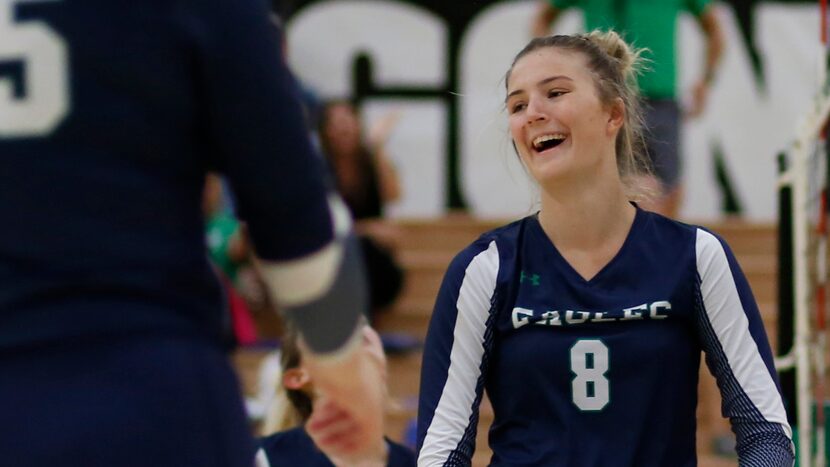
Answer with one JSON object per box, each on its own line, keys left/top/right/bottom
{"left": 570, "top": 339, "right": 610, "bottom": 411}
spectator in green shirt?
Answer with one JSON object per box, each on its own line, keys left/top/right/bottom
{"left": 204, "top": 173, "right": 249, "bottom": 282}
{"left": 531, "top": 0, "right": 724, "bottom": 218}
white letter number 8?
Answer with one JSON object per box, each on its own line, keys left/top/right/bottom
{"left": 570, "top": 339, "right": 610, "bottom": 411}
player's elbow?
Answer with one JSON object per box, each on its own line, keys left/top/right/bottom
{"left": 735, "top": 428, "right": 794, "bottom": 467}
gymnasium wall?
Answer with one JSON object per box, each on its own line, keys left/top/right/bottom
{"left": 285, "top": 0, "right": 819, "bottom": 221}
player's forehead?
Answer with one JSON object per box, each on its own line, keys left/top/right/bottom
{"left": 507, "top": 47, "right": 590, "bottom": 95}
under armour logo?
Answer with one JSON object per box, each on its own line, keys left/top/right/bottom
{"left": 520, "top": 271, "right": 540, "bottom": 286}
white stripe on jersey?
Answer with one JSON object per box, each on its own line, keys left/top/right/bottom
{"left": 419, "top": 241, "right": 500, "bottom": 467}
{"left": 254, "top": 448, "right": 270, "bottom": 467}
{"left": 695, "top": 229, "right": 792, "bottom": 438}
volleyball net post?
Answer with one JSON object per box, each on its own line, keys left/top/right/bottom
{"left": 776, "top": 3, "right": 830, "bottom": 464}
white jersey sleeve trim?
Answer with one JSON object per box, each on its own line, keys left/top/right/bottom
{"left": 695, "top": 229, "right": 792, "bottom": 438}
{"left": 419, "top": 240, "right": 500, "bottom": 467}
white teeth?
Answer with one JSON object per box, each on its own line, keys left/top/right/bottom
{"left": 532, "top": 133, "right": 567, "bottom": 150}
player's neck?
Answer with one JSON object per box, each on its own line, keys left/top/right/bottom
{"left": 537, "top": 177, "right": 635, "bottom": 253}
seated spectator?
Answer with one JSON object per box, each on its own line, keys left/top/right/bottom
{"left": 319, "top": 101, "right": 404, "bottom": 320}
{"left": 256, "top": 324, "right": 415, "bottom": 467}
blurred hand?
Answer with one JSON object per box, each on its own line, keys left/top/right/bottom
{"left": 686, "top": 79, "right": 710, "bottom": 118}
{"left": 367, "top": 110, "right": 402, "bottom": 151}
{"left": 301, "top": 327, "right": 387, "bottom": 464}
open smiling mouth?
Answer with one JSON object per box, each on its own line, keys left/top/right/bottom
{"left": 532, "top": 134, "right": 567, "bottom": 153}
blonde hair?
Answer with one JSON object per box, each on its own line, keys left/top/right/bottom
{"left": 261, "top": 326, "right": 312, "bottom": 434}
{"left": 505, "top": 30, "right": 653, "bottom": 199}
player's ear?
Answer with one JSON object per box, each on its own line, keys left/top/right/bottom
{"left": 606, "top": 97, "right": 624, "bottom": 135}
{"left": 282, "top": 368, "right": 311, "bottom": 390}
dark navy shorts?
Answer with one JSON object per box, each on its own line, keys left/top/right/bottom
{"left": 644, "top": 98, "right": 681, "bottom": 190}
{"left": 0, "top": 334, "right": 255, "bottom": 467}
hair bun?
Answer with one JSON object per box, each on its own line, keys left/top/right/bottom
{"left": 583, "top": 29, "right": 646, "bottom": 83}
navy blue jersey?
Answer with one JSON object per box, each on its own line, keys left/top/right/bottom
{"left": 2, "top": 334, "right": 256, "bottom": 467}
{"left": 0, "top": 0, "right": 339, "bottom": 347}
{"left": 256, "top": 427, "right": 416, "bottom": 467}
{"left": 417, "top": 208, "right": 792, "bottom": 466}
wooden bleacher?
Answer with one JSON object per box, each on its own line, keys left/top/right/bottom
{"left": 234, "top": 216, "right": 780, "bottom": 467}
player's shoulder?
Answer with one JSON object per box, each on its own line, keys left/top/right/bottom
{"left": 476, "top": 215, "right": 529, "bottom": 249}
{"left": 446, "top": 216, "right": 528, "bottom": 273}
{"left": 437, "top": 216, "right": 535, "bottom": 293}
{"left": 638, "top": 207, "right": 700, "bottom": 242}
{"left": 689, "top": 224, "right": 736, "bottom": 266}
{"left": 640, "top": 208, "right": 732, "bottom": 259}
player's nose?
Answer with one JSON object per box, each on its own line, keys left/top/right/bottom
{"left": 525, "top": 98, "right": 547, "bottom": 124}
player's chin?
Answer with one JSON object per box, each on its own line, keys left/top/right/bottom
{"left": 314, "top": 425, "right": 365, "bottom": 454}
{"left": 316, "top": 430, "right": 368, "bottom": 457}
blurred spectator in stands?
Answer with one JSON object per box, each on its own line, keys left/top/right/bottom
{"left": 204, "top": 173, "right": 249, "bottom": 283}
{"left": 203, "top": 173, "right": 259, "bottom": 347}
{"left": 256, "top": 324, "right": 416, "bottom": 467}
{"left": 319, "top": 101, "right": 404, "bottom": 322}
{"left": 531, "top": 0, "right": 724, "bottom": 218}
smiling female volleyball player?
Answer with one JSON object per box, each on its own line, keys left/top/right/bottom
{"left": 417, "top": 31, "right": 793, "bottom": 466}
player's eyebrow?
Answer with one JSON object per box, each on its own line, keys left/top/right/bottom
{"left": 506, "top": 75, "right": 573, "bottom": 102}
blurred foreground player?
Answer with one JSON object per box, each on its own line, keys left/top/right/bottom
{"left": 0, "top": 0, "right": 382, "bottom": 466}
{"left": 256, "top": 324, "right": 415, "bottom": 467}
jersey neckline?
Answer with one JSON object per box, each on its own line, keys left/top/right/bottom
{"left": 528, "top": 204, "right": 648, "bottom": 286}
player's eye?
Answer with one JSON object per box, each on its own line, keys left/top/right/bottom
{"left": 510, "top": 102, "right": 526, "bottom": 114}
{"left": 548, "top": 89, "right": 566, "bottom": 99}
